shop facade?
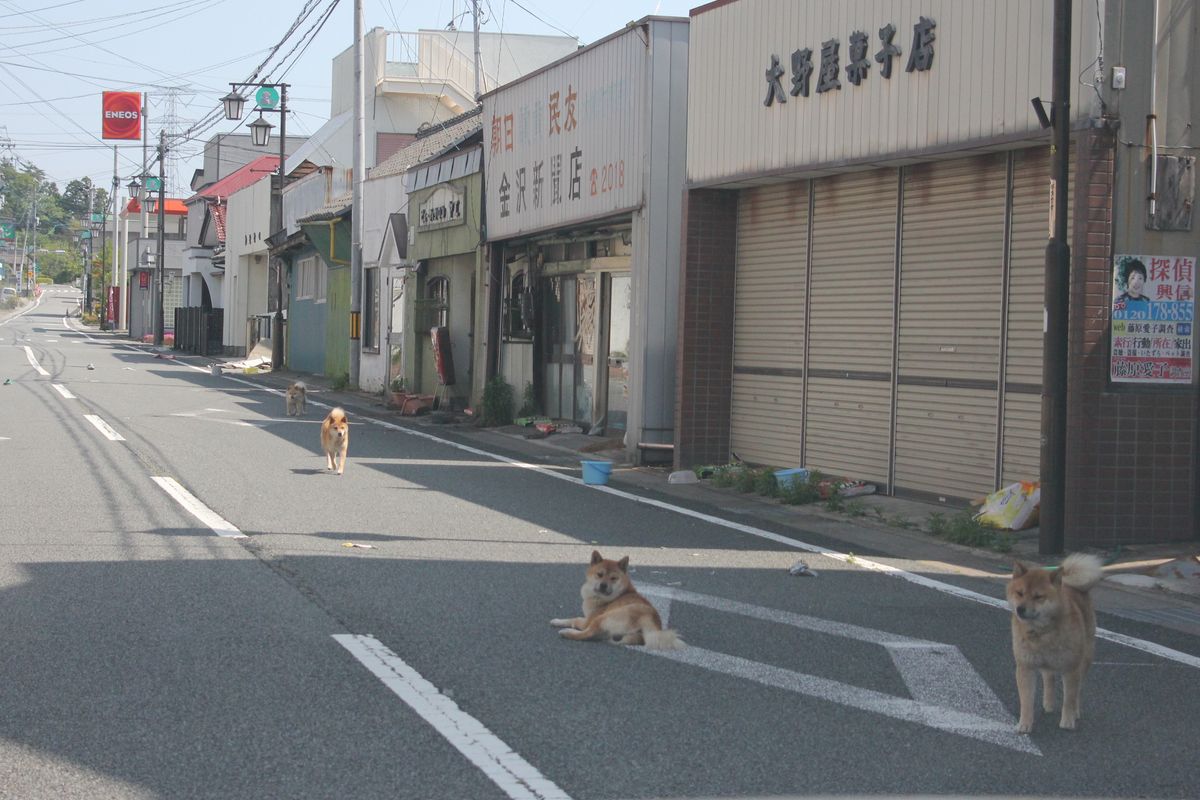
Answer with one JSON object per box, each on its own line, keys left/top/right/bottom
{"left": 482, "top": 16, "right": 689, "bottom": 455}
{"left": 678, "top": 0, "right": 1198, "bottom": 547}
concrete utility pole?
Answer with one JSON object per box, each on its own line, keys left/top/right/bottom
{"left": 349, "top": 0, "right": 364, "bottom": 387}
{"left": 84, "top": 190, "right": 93, "bottom": 308}
{"left": 112, "top": 147, "right": 121, "bottom": 331}
{"left": 1039, "top": 0, "right": 1072, "bottom": 555}
{"left": 472, "top": 0, "right": 483, "bottom": 101}
{"left": 154, "top": 129, "right": 167, "bottom": 347}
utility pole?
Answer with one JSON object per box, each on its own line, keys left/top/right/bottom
{"left": 84, "top": 190, "right": 93, "bottom": 309}
{"left": 348, "top": 0, "right": 364, "bottom": 387}
{"left": 1039, "top": 0, "right": 1072, "bottom": 555}
{"left": 154, "top": 129, "right": 167, "bottom": 347}
{"left": 270, "top": 84, "right": 288, "bottom": 370}
{"left": 112, "top": 147, "right": 121, "bottom": 331}
{"left": 99, "top": 190, "right": 109, "bottom": 330}
{"left": 472, "top": 0, "right": 483, "bottom": 101}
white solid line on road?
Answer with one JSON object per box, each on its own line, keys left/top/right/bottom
{"left": 210, "top": 373, "right": 1200, "bottom": 671}
{"left": 23, "top": 346, "right": 49, "bottom": 376}
{"left": 52, "top": 384, "right": 76, "bottom": 399}
{"left": 333, "top": 634, "right": 572, "bottom": 800}
{"left": 151, "top": 476, "right": 247, "bottom": 539}
{"left": 83, "top": 414, "right": 125, "bottom": 441}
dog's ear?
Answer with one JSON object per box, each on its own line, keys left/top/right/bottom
{"left": 1012, "top": 561, "right": 1029, "bottom": 577}
{"left": 590, "top": 550, "right": 603, "bottom": 565}
{"left": 617, "top": 556, "right": 629, "bottom": 572}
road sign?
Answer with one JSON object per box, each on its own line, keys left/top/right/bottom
{"left": 145, "top": 177, "right": 163, "bottom": 193}
{"left": 0, "top": 222, "right": 14, "bottom": 239}
{"left": 91, "top": 212, "right": 105, "bottom": 223}
{"left": 255, "top": 86, "right": 279, "bottom": 109}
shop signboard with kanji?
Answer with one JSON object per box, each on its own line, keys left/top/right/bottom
{"left": 482, "top": 27, "right": 647, "bottom": 240}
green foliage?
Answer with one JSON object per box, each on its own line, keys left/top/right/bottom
{"left": 781, "top": 470, "right": 823, "bottom": 505}
{"left": 753, "top": 469, "right": 779, "bottom": 497}
{"left": 844, "top": 499, "right": 867, "bottom": 517}
{"left": 330, "top": 372, "right": 350, "bottom": 391}
{"left": 480, "top": 377, "right": 515, "bottom": 427}
{"left": 517, "top": 381, "right": 539, "bottom": 417}
{"left": 710, "top": 465, "right": 738, "bottom": 488}
{"left": 734, "top": 467, "right": 761, "bottom": 493}
{"left": 925, "top": 509, "right": 1014, "bottom": 552}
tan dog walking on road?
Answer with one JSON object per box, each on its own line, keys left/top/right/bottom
{"left": 320, "top": 407, "right": 350, "bottom": 475}
{"left": 551, "top": 551, "right": 683, "bottom": 650}
{"left": 285, "top": 381, "right": 307, "bottom": 416}
{"left": 1007, "top": 553, "right": 1104, "bottom": 733}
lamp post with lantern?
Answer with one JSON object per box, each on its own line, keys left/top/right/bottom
{"left": 221, "top": 82, "right": 288, "bottom": 370}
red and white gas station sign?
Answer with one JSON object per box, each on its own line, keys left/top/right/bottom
{"left": 102, "top": 92, "right": 142, "bottom": 140}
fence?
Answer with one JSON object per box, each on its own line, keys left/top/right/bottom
{"left": 173, "top": 307, "right": 224, "bottom": 356}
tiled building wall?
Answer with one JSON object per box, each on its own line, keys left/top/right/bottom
{"left": 1066, "top": 128, "right": 1199, "bottom": 547}
{"left": 675, "top": 189, "right": 738, "bottom": 469}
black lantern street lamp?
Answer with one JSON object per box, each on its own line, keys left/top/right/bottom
{"left": 221, "top": 81, "right": 289, "bottom": 370}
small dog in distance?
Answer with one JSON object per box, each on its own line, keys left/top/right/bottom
{"left": 285, "top": 381, "right": 307, "bottom": 416}
{"left": 320, "top": 407, "right": 350, "bottom": 475}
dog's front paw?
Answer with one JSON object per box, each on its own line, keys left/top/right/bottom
{"left": 549, "top": 618, "right": 570, "bottom": 627}
{"left": 1016, "top": 718, "right": 1034, "bottom": 734}
{"left": 1059, "top": 715, "right": 1078, "bottom": 730}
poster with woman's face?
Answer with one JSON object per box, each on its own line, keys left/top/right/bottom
{"left": 1110, "top": 254, "right": 1195, "bottom": 383}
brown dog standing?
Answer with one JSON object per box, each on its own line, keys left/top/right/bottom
{"left": 1007, "top": 553, "right": 1104, "bottom": 733}
{"left": 320, "top": 407, "right": 349, "bottom": 475}
{"left": 285, "top": 381, "right": 307, "bottom": 416}
{"left": 551, "top": 551, "right": 683, "bottom": 650}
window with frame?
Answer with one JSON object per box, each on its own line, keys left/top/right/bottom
{"left": 315, "top": 258, "right": 327, "bottom": 303}
{"left": 417, "top": 275, "right": 449, "bottom": 331}
{"left": 362, "top": 266, "right": 379, "bottom": 351}
{"left": 296, "top": 255, "right": 317, "bottom": 300}
{"left": 505, "top": 270, "right": 533, "bottom": 339}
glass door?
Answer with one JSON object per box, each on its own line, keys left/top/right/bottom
{"left": 604, "top": 273, "right": 631, "bottom": 435}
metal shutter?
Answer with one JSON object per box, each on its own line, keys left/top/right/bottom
{"left": 804, "top": 169, "right": 898, "bottom": 486}
{"left": 730, "top": 181, "right": 809, "bottom": 467}
{"left": 894, "top": 154, "right": 1008, "bottom": 499}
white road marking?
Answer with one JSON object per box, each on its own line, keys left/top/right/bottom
{"left": 333, "top": 634, "right": 572, "bottom": 800}
{"left": 150, "top": 477, "right": 247, "bottom": 539}
{"left": 23, "top": 346, "right": 49, "bottom": 376}
{"left": 51, "top": 384, "right": 76, "bottom": 399}
{"left": 638, "top": 584, "right": 1037, "bottom": 754}
{"left": 173, "top": 368, "right": 1200, "bottom": 672}
{"left": 83, "top": 414, "right": 125, "bottom": 441}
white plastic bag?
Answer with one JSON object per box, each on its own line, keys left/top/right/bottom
{"left": 974, "top": 481, "right": 1040, "bottom": 530}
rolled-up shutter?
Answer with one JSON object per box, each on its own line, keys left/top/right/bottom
{"left": 730, "top": 182, "right": 809, "bottom": 467}
{"left": 894, "top": 154, "right": 1007, "bottom": 499}
{"left": 804, "top": 169, "right": 898, "bottom": 485}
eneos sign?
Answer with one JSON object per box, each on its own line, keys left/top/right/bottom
{"left": 102, "top": 92, "right": 142, "bottom": 140}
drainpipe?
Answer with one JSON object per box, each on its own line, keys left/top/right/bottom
{"left": 1146, "top": 0, "right": 1160, "bottom": 220}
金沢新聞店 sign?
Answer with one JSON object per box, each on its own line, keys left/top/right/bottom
{"left": 1110, "top": 253, "right": 1195, "bottom": 383}
{"left": 102, "top": 92, "right": 142, "bottom": 140}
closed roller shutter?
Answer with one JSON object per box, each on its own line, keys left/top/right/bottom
{"left": 1001, "top": 147, "right": 1074, "bottom": 484}
{"left": 804, "top": 169, "right": 898, "bottom": 485}
{"left": 894, "top": 154, "right": 1007, "bottom": 499}
{"left": 730, "top": 181, "right": 809, "bottom": 467}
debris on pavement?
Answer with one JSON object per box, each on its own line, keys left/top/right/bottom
{"left": 788, "top": 560, "right": 818, "bottom": 577}
{"left": 86, "top": 363, "right": 95, "bottom": 370}
{"left": 341, "top": 542, "right": 376, "bottom": 549}
{"left": 668, "top": 470, "right": 699, "bottom": 485}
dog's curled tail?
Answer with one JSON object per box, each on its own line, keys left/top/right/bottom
{"left": 1060, "top": 553, "right": 1104, "bottom": 592}
{"left": 643, "top": 628, "right": 685, "bottom": 650}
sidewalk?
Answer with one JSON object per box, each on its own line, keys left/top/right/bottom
{"left": 204, "top": 355, "right": 1200, "bottom": 638}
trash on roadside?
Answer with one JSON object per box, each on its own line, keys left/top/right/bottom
{"left": 973, "top": 481, "right": 1040, "bottom": 530}
{"left": 788, "top": 560, "right": 819, "bottom": 577}
{"left": 555, "top": 423, "right": 583, "bottom": 434}
{"left": 2, "top": 378, "right": 9, "bottom": 385}
{"left": 209, "top": 364, "right": 222, "bottom": 376}
{"left": 816, "top": 477, "right": 876, "bottom": 498}
{"left": 515, "top": 416, "right": 552, "bottom": 427}
{"left": 668, "top": 470, "right": 699, "bottom": 485}
{"left": 774, "top": 468, "right": 810, "bottom": 490}
{"left": 341, "top": 542, "right": 376, "bottom": 549}
{"left": 534, "top": 422, "right": 556, "bottom": 434}
{"left": 154, "top": 353, "right": 175, "bottom": 360}
{"left": 86, "top": 363, "right": 95, "bottom": 370}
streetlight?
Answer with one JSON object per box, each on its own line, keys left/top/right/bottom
{"left": 221, "top": 81, "right": 289, "bottom": 370}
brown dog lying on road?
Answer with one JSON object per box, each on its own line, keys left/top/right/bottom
{"left": 551, "top": 551, "right": 683, "bottom": 650}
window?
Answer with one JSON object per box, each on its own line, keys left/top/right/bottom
{"left": 315, "top": 258, "right": 327, "bottom": 303}
{"left": 417, "top": 275, "right": 449, "bottom": 331}
{"left": 504, "top": 270, "right": 533, "bottom": 339}
{"left": 362, "top": 266, "right": 379, "bottom": 351}
{"left": 296, "top": 256, "right": 317, "bottom": 300}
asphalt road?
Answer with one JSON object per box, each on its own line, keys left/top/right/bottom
{"left": 2, "top": 287, "right": 1197, "bottom": 799}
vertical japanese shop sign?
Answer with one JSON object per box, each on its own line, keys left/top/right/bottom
{"left": 1110, "top": 254, "right": 1195, "bottom": 383}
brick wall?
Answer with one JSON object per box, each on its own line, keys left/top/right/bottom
{"left": 675, "top": 188, "right": 738, "bottom": 469}
{"left": 1065, "top": 128, "right": 1199, "bottom": 547}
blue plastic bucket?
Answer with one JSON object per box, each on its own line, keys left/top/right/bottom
{"left": 773, "top": 468, "right": 810, "bottom": 491}
{"left": 581, "top": 460, "right": 614, "bottom": 485}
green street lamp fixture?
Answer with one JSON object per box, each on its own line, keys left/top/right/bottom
{"left": 219, "top": 80, "right": 290, "bottom": 370}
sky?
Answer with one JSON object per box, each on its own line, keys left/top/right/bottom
{"left": 0, "top": 0, "right": 697, "bottom": 198}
